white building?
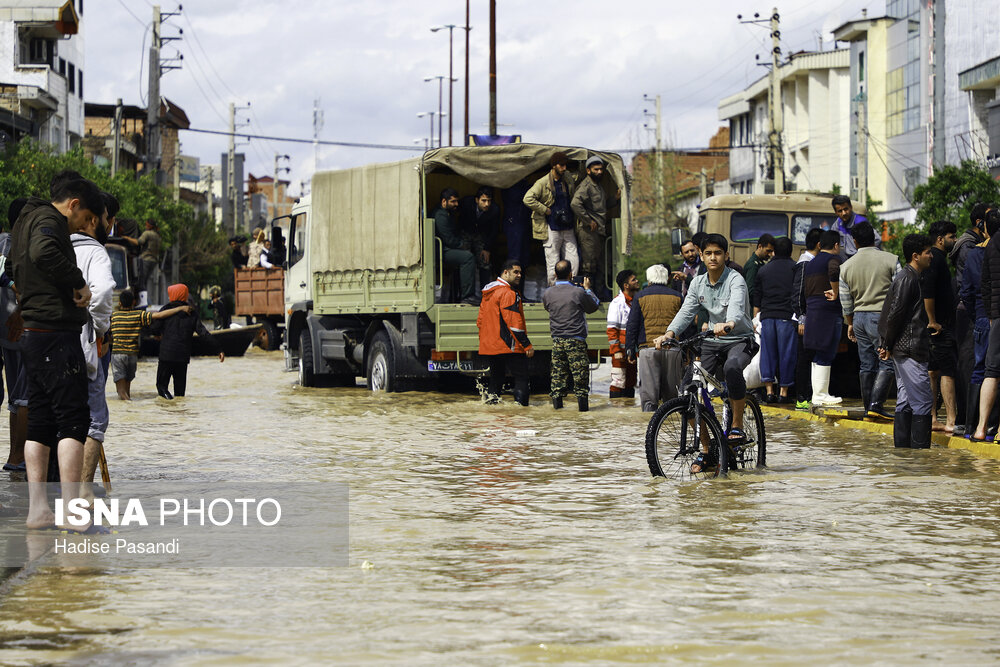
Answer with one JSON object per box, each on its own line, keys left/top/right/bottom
{"left": 0, "top": 0, "right": 84, "bottom": 152}
{"left": 718, "top": 49, "right": 851, "bottom": 197}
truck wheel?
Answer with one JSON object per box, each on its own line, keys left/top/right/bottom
{"left": 299, "top": 330, "right": 316, "bottom": 387}
{"left": 257, "top": 317, "right": 280, "bottom": 351}
{"left": 366, "top": 331, "right": 396, "bottom": 392}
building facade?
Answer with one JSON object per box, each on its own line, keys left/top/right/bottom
{"left": 718, "top": 49, "right": 851, "bottom": 197}
{"left": 0, "top": 0, "right": 84, "bottom": 151}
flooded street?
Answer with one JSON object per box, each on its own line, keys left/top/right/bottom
{"left": 2, "top": 350, "right": 1000, "bottom": 664}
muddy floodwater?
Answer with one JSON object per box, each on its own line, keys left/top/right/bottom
{"left": 2, "top": 349, "right": 1000, "bottom": 664}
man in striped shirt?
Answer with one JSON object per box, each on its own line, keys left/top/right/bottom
{"left": 109, "top": 289, "right": 190, "bottom": 400}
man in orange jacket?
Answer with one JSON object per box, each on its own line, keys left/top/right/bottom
{"left": 478, "top": 259, "right": 534, "bottom": 405}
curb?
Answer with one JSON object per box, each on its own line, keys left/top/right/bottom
{"left": 758, "top": 404, "right": 1000, "bottom": 460}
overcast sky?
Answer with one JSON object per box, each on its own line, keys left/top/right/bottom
{"left": 87, "top": 0, "right": 883, "bottom": 195}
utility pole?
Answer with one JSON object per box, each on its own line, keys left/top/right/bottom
{"left": 313, "top": 98, "right": 324, "bottom": 172}
{"left": 739, "top": 8, "right": 783, "bottom": 193}
{"left": 111, "top": 98, "right": 122, "bottom": 176}
{"left": 227, "top": 102, "right": 236, "bottom": 233}
{"left": 145, "top": 5, "right": 182, "bottom": 187}
{"left": 464, "top": 1, "right": 471, "bottom": 145}
{"left": 146, "top": 5, "right": 161, "bottom": 185}
{"left": 855, "top": 93, "right": 867, "bottom": 202}
{"left": 769, "top": 7, "right": 784, "bottom": 193}
{"left": 206, "top": 166, "right": 215, "bottom": 229}
{"left": 488, "top": 0, "right": 497, "bottom": 136}
{"left": 273, "top": 153, "right": 290, "bottom": 220}
{"left": 643, "top": 94, "right": 665, "bottom": 230}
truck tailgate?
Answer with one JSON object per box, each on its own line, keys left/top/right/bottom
{"left": 429, "top": 303, "right": 610, "bottom": 352}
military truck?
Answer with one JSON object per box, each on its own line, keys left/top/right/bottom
{"left": 284, "top": 143, "right": 632, "bottom": 391}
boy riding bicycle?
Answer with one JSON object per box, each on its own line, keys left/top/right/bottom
{"left": 654, "top": 233, "right": 757, "bottom": 472}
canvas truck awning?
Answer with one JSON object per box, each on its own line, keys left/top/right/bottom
{"left": 422, "top": 143, "right": 632, "bottom": 253}
{"left": 310, "top": 158, "right": 423, "bottom": 273}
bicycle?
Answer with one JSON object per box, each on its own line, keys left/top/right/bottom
{"left": 644, "top": 329, "right": 767, "bottom": 480}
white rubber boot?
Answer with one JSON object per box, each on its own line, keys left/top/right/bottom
{"left": 811, "top": 363, "right": 842, "bottom": 406}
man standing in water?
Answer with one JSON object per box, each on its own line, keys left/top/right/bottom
{"left": 656, "top": 234, "right": 756, "bottom": 473}
{"left": 11, "top": 178, "right": 102, "bottom": 530}
{"left": 477, "top": 260, "right": 534, "bottom": 406}
{"left": 878, "top": 234, "right": 934, "bottom": 448}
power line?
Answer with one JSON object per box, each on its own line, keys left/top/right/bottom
{"left": 184, "top": 127, "right": 420, "bottom": 151}
{"left": 116, "top": 0, "right": 146, "bottom": 26}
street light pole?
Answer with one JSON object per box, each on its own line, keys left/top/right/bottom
{"left": 424, "top": 76, "right": 446, "bottom": 148}
{"left": 417, "top": 111, "right": 434, "bottom": 148}
{"left": 463, "top": 2, "right": 471, "bottom": 146}
{"left": 488, "top": 0, "right": 497, "bottom": 136}
{"left": 431, "top": 25, "right": 457, "bottom": 146}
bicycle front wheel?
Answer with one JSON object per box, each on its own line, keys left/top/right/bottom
{"left": 645, "top": 397, "right": 726, "bottom": 480}
{"left": 724, "top": 394, "right": 767, "bottom": 471}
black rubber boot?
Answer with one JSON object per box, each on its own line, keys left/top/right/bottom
{"left": 622, "top": 387, "right": 635, "bottom": 399}
{"left": 869, "top": 370, "right": 895, "bottom": 419}
{"left": 910, "top": 413, "right": 932, "bottom": 449}
{"left": 609, "top": 387, "right": 623, "bottom": 399}
{"left": 577, "top": 395, "right": 589, "bottom": 412}
{"left": 513, "top": 390, "right": 529, "bottom": 407}
{"left": 552, "top": 396, "right": 563, "bottom": 410}
{"left": 893, "top": 409, "right": 912, "bottom": 448}
{"left": 966, "top": 383, "right": 982, "bottom": 438}
{"left": 860, "top": 372, "right": 875, "bottom": 414}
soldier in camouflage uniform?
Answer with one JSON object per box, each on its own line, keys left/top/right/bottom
{"left": 542, "top": 259, "right": 600, "bottom": 411}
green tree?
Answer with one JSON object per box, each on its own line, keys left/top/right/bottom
{"left": 0, "top": 140, "right": 229, "bottom": 293}
{"left": 913, "top": 160, "right": 1000, "bottom": 232}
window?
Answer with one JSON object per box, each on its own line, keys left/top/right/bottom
{"left": 58, "top": 58, "right": 65, "bottom": 75}
{"left": 858, "top": 51, "right": 865, "bottom": 83}
{"left": 68, "top": 63, "right": 75, "bottom": 93}
{"left": 792, "top": 214, "right": 840, "bottom": 245}
{"left": 730, "top": 211, "right": 787, "bottom": 243}
{"left": 698, "top": 215, "right": 706, "bottom": 234}
{"left": 288, "top": 213, "right": 307, "bottom": 266}
{"left": 107, "top": 246, "right": 128, "bottom": 289}
{"left": 78, "top": 69, "right": 83, "bottom": 98}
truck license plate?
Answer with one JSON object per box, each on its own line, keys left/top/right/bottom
{"left": 427, "top": 360, "right": 483, "bottom": 372}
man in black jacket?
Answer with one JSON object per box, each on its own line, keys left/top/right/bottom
{"left": 753, "top": 236, "right": 797, "bottom": 403}
{"left": 878, "top": 234, "right": 934, "bottom": 448}
{"left": 11, "top": 178, "right": 104, "bottom": 529}
{"left": 458, "top": 186, "right": 501, "bottom": 288}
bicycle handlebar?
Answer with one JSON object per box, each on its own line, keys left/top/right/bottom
{"left": 663, "top": 325, "right": 732, "bottom": 349}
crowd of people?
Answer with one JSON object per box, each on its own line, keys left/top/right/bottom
{"left": 229, "top": 226, "right": 286, "bottom": 271}
{"left": 435, "top": 152, "right": 620, "bottom": 305}
{"left": 2, "top": 171, "right": 223, "bottom": 532}
{"left": 474, "top": 186, "right": 1000, "bottom": 456}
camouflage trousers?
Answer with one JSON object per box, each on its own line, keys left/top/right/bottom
{"left": 550, "top": 337, "right": 590, "bottom": 399}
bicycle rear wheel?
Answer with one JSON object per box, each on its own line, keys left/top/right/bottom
{"left": 724, "top": 394, "right": 767, "bottom": 471}
{"left": 645, "top": 397, "right": 726, "bottom": 480}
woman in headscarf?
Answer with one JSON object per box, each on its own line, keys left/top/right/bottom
{"left": 150, "top": 284, "right": 224, "bottom": 399}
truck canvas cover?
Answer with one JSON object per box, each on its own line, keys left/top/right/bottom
{"left": 310, "top": 158, "right": 423, "bottom": 273}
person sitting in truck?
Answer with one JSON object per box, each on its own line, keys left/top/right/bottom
{"left": 458, "top": 186, "right": 501, "bottom": 288}
{"left": 229, "top": 236, "right": 248, "bottom": 269}
{"left": 434, "top": 187, "right": 478, "bottom": 305}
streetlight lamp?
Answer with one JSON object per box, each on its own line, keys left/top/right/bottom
{"left": 417, "top": 111, "right": 446, "bottom": 149}
{"left": 430, "top": 24, "right": 457, "bottom": 146}
{"left": 423, "top": 76, "right": 446, "bottom": 148}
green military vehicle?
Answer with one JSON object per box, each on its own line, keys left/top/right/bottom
{"left": 283, "top": 143, "right": 632, "bottom": 391}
